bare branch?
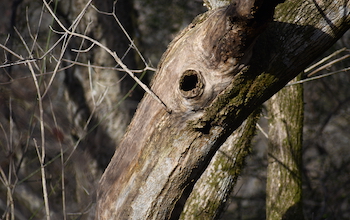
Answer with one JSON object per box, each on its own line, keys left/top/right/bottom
{"left": 307, "top": 54, "right": 350, "bottom": 77}
{"left": 42, "top": 0, "right": 170, "bottom": 113}
{"left": 304, "top": 47, "right": 347, "bottom": 74}
{"left": 287, "top": 66, "right": 350, "bottom": 86}
{"left": 91, "top": 2, "right": 148, "bottom": 67}
{"left": 28, "top": 55, "right": 50, "bottom": 219}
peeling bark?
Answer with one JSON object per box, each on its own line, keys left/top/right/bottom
{"left": 96, "top": 0, "right": 350, "bottom": 219}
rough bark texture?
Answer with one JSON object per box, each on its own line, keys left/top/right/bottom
{"left": 96, "top": 0, "right": 350, "bottom": 219}
{"left": 203, "top": 0, "right": 234, "bottom": 10}
{"left": 266, "top": 75, "right": 304, "bottom": 220}
{"left": 180, "top": 109, "right": 260, "bottom": 220}
{"left": 180, "top": 1, "right": 260, "bottom": 218}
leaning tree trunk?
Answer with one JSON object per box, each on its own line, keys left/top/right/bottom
{"left": 96, "top": 0, "right": 350, "bottom": 219}
{"left": 180, "top": 1, "right": 261, "bottom": 219}
{"left": 266, "top": 74, "right": 304, "bottom": 220}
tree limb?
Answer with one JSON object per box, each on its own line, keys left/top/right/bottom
{"left": 96, "top": 0, "right": 350, "bottom": 219}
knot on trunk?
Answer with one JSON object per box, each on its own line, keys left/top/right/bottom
{"left": 179, "top": 70, "right": 205, "bottom": 99}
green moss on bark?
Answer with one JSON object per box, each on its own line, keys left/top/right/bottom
{"left": 266, "top": 74, "right": 304, "bottom": 220}
{"left": 181, "top": 109, "right": 260, "bottom": 219}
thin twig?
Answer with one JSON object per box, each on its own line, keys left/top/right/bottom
{"left": 0, "top": 58, "right": 37, "bottom": 68}
{"left": 43, "top": 1, "right": 171, "bottom": 112}
{"left": 0, "top": 167, "right": 14, "bottom": 220}
{"left": 91, "top": 2, "right": 148, "bottom": 66}
{"left": 0, "top": 55, "right": 155, "bottom": 85}
{"left": 48, "top": 96, "right": 67, "bottom": 220}
{"left": 88, "top": 60, "right": 96, "bottom": 106}
{"left": 304, "top": 47, "right": 347, "bottom": 74}
{"left": 256, "top": 122, "right": 268, "bottom": 138}
{"left": 307, "top": 54, "right": 350, "bottom": 77}
{"left": 28, "top": 55, "right": 51, "bottom": 220}
{"left": 71, "top": 43, "right": 96, "bottom": 53}
{"left": 62, "top": 58, "right": 157, "bottom": 72}
{"left": 0, "top": 43, "right": 24, "bottom": 60}
{"left": 14, "top": 27, "right": 41, "bottom": 72}
{"left": 287, "top": 67, "right": 350, "bottom": 86}
{"left": 41, "top": 0, "right": 94, "bottom": 98}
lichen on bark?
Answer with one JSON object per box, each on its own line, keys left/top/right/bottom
{"left": 267, "top": 74, "right": 304, "bottom": 220}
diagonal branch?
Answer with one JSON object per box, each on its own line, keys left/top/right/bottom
{"left": 96, "top": 0, "right": 350, "bottom": 219}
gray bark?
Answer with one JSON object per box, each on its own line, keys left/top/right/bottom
{"left": 180, "top": 110, "right": 260, "bottom": 220}
{"left": 267, "top": 75, "right": 304, "bottom": 220}
{"left": 96, "top": 0, "right": 350, "bottom": 219}
{"left": 180, "top": 1, "right": 260, "bottom": 219}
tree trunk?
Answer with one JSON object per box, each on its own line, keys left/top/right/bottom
{"left": 180, "top": 2, "right": 260, "bottom": 219}
{"left": 266, "top": 75, "right": 304, "bottom": 220}
{"left": 96, "top": 0, "right": 350, "bottom": 219}
{"left": 180, "top": 109, "right": 260, "bottom": 220}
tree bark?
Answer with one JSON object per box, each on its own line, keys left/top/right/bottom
{"left": 203, "top": 0, "right": 234, "bottom": 10}
{"left": 266, "top": 75, "right": 304, "bottom": 220}
{"left": 180, "top": 109, "right": 260, "bottom": 220}
{"left": 180, "top": 2, "right": 260, "bottom": 219}
{"left": 96, "top": 0, "right": 350, "bottom": 219}
{"left": 179, "top": 2, "right": 260, "bottom": 219}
